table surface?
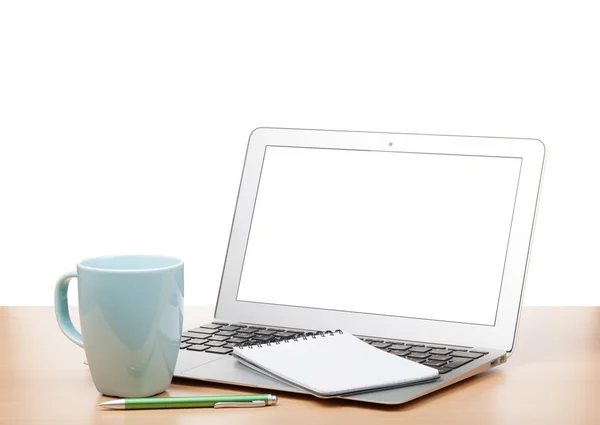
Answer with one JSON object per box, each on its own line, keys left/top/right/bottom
{"left": 0, "top": 307, "right": 598, "bottom": 425}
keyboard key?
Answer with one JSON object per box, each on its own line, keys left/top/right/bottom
{"left": 279, "top": 330, "right": 302, "bottom": 335}
{"left": 206, "top": 347, "right": 233, "bottom": 355}
{"left": 205, "top": 340, "right": 226, "bottom": 347}
{"left": 245, "top": 327, "right": 266, "bottom": 332}
{"left": 451, "top": 351, "right": 484, "bottom": 359}
{"left": 227, "top": 337, "right": 248, "bottom": 344}
{"left": 187, "top": 345, "right": 209, "bottom": 352}
{"left": 427, "top": 364, "right": 452, "bottom": 373}
{"left": 209, "top": 335, "right": 229, "bottom": 342}
{"left": 183, "top": 332, "right": 203, "bottom": 339}
{"left": 219, "top": 325, "right": 244, "bottom": 332}
{"left": 224, "top": 343, "right": 236, "bottom": 348}
{"left": 199, "top": 323, "right": 222, "bottom": 329}
{"left": 407, "top": 358, "right": 425, "bottom": 364}
{"left": 409, "top": 346, "right": 431, "bottom": 353}
{"left": 429, "top": 349, "right": 452, "bottom": 356}
{"left": 252, "top": 336, "right": 274, "bottom": 342}
{"left": 181, "top": 337, "right": 190, "bottom": 343}
{"left": 188, "top": 327, "right": 219, "bottom": 335}
{"left": 371, "top": 342, "right": 391, "bottom": 349}
{"left": 408, "top": 352, "right": 431, "bottom": 360}
{"left": 216, "top": 331, "right": 236, "bottom": 337}
{"left": 445, "top": 358, "right": 473, "bottom": 369}
{"left": 274, "top": 332, "right": 294, "bottom": 338}
{"left": 425, "top": 360, "right": 447, "bottom": 367}
{"left": 470, "top": 350, "right": 489, "bottom": 354}
{"left": 180, "top": 343, "right": 191, "bottom": 349}
{"left": 390, "top": 349, "right": 411, "bottom": 356}
{"left": 188, "top": 338, "right": 208, "bottom": 345}
{"left": 235, "top": 332, "right": 254, "bottom": 339}
{"left": 256, "top": 330, "right": 277, "bottom": 336}
{"left": 429, "top": 355, "right": 452, "bottom": 362}
{"left": 211, "top": 321, "right": 229, "bottom": 325}
{"left": 389, "top": 344, "right": 408, "bottom": 350}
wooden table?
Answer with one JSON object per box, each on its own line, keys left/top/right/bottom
{"left": 0, "top": 307, "right": 598, "bottom": 424}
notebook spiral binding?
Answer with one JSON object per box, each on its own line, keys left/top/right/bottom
{"left": 236, "top": 329, "right": 343, "bottom": 349}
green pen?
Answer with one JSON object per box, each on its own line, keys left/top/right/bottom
{"left": 99, "top": 394, "right": 278, "bottom": 410}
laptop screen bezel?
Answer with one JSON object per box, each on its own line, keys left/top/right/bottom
{"left": 215, "top": 128, "right": 545, "bottom": 353}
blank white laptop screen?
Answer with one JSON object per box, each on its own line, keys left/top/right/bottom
{"left": 237, "top": 146, "right": 522, "bottom": 326}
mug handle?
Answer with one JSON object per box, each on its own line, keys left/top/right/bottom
{"left": 54, "top": 271, "right": 84, "bottom": 347}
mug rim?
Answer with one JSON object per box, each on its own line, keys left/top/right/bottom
{"left": 78, "top": 254, "right": 183, "bottom": 273}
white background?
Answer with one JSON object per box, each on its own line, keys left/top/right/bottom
{"left": 238, "top": 147, "right": 521, "bottom": 325}
{"left": 0, "top": 1, "right": 598, "bottom": 307}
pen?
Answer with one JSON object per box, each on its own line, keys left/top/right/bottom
{"left": 99, "top": 394, "right": 278, "bottom": 410}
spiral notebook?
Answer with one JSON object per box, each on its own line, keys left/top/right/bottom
{"left": 232, "top": 331, "right": 440, "bottom": 397}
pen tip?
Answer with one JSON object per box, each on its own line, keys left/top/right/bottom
{"left": 98, "top": 400, "right": 126, "bottom": 410}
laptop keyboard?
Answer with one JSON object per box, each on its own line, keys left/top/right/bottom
{"left": 180, "top": 322, "right": 488, "bottom": 375}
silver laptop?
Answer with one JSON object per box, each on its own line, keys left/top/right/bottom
{"left": 175, "top": 128, "right": 545, "bottom": 405}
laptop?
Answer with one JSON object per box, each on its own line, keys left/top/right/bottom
{"left": 175, "top": 128, "right": 545, "bottom": 405}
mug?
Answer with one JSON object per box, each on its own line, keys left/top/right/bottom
{"left": 54, "top": 255, "right": 184, "bottom": 397}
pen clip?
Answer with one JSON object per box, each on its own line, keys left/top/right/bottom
{"left": 214, "top": 400, "right": 267, "bottom": 409}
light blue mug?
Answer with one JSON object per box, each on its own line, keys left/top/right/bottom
{"left": 54, "top": 255, "right": 184, "bottom": 397}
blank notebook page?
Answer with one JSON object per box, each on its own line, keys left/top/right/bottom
{"left": 232, "top": 332, "right": 439, "bottom": 397}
